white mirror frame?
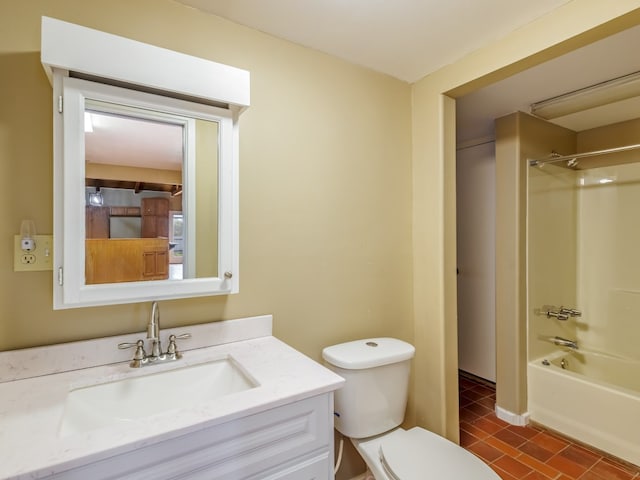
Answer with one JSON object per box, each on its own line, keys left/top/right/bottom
{"left": 41, "top": 17, "right": 249, "bottom": 309}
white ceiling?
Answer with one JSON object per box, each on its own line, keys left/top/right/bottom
{"left": 176, "top": 0, "right": 570, "bottom": 83}
{"left": 176, "top": 1, "right": 640, "bottom": 146}
{"left": 86, "top": 111, "right": 183, "bottom": 171}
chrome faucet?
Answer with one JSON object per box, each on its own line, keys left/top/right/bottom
{"left": 544, "top": 305, "right": 582, "bottom": 321}
{"left": 148, "top": 301, "right": 162, "bottom": 358}
{"left": 546, "top": 310, "right": 569, "bottom": 321}
{"left": 118, "top": 301, "right": 191, "bottom": 368}
{"left": 553, "top": 336, "right": 578, "bottom": 350}
{"left": 559, "top": 307, "right": 582, "bottom": 317}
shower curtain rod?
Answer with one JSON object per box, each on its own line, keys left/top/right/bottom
{"left": 529, "top": 143, "right": 640, "bottom": 167}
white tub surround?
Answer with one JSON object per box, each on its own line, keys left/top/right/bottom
{"left": 0, "top": 315, "right": 345, "bottom": 479}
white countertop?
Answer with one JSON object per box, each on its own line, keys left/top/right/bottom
{"left": 0, "top": 315, "right": 344, "bottom": 479}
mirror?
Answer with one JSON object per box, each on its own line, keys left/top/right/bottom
{"left": 53, "top": 75, "right": 237, "bottom": 308}
{"left": 42, "top": 16, "right": 249, "bottom": 309}
{"left": 83, "top": 103, "right": 219, "bottom": 284}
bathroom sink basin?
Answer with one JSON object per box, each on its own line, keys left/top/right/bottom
{"left": 59, "top": 356, "right": 258, "bottom": 437}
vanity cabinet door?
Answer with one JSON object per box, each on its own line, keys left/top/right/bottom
{"left": 171, "top": 394, "right": 333, "bottom": 480}
{"left": 142, "top": 248, "right": 168, "bottom": 279}
{"left": 259, "top": 454, "right": 330, "bottom": 480}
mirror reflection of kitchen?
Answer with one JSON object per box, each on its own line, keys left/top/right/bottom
{"left": 84, "top": 107, "right": 185, "bottom": 285}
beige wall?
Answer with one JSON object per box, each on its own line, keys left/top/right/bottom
{"left": 495, "top": 113, "right": 577, "bottom": 415}
{"left": 0, "top": 1, "right": 413, "bottom": 365}
{"left": 578, "top": 117, "right": 640, "bottom": 164}
{"left": 494, "top": 114, "right": 527, "bottom": 416}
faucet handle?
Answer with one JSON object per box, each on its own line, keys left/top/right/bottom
{"left": 118, "top": 339, "right": 147, "bottom": 367}
{"left": 559, "top": 306, "right": 582, "bottom": 317}
{"left": 166, "top": 333, "right": 191, "bottom": 358}
{"left": 546, "top": 310, "right": 569, "bottom": 321}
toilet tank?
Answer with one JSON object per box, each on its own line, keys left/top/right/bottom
{"left": 322, "top": 338, "right": 415, "bottom": 439}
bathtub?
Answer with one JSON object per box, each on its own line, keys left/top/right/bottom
{"left": 528, "top": 350, "right": 640, "bottom": 466}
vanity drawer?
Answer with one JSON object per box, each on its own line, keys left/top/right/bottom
{"left": 49, "top": 393, "right": 333, "bottom": 480}
{"left": 256, "top": 453, "right": 331, "bottom": 480}
{"left": 183, "top": 453, "right": 330, "bottom": 480}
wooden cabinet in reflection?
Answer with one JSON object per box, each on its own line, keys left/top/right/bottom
{"left": 141, "top": 197, "right": 169, "bottom": 238}
{"left": 85, "top": 238, "right": 169, "bottom": 284}
{"left": 85, "top": 206, "right": 110, "bottom": 238}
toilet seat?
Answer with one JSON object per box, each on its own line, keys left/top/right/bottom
{"left": 353, "top": 427, "right": 500, "bottom": 480}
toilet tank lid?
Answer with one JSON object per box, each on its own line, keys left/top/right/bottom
{"left": 322, "top": 338, "right": 415, "bottom": 370}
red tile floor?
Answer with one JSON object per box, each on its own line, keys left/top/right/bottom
{"left": 459, "top": 373, "right": 640, "bottom": 480}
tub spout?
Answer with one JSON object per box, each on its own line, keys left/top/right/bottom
{"left": 553, "top": 336, "right": 578, "bottom": 350}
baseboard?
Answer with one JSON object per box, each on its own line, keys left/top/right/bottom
{"left": 459, "top": 369, "right": 496, "bottom": 388}
{"left": 495, "top": 405, "right": 530, "bottom": 426}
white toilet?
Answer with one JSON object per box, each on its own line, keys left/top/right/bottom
{"left": 322, "top": 338, "right": 500, "bottom": 480}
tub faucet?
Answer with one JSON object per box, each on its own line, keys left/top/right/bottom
{"left": 553, "top": 336, "right": 578, "bottom": 350}
{"left": 148, "top": 301, "right": 162, "bottom": 358}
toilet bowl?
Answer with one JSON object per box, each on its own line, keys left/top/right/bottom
{"left": 352, "top": 427, "right": 499, "bottom": 480}
{"left": 322, "top": 338, "right": 499, "bottom": 479}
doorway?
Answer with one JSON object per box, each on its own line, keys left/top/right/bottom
{"left": 456, "top": 141, "right": 496, "bottom": 383}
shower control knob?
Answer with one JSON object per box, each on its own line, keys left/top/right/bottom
{"left": 546, "top": 310, "right": 569, "bottom": 321}
{"left": 559, "top": 307, "right": 582, "bottom": 317}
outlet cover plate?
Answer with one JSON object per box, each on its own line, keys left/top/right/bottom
{"left": 14, "top": 235, "right": 54, "bottom": 272}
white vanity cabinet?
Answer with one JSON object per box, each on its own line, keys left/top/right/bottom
{"left": 47, "top": 393, "right": 334, "bottom": 480}
{"left": 0, "top": 317, "right": 344, "bottom": 480}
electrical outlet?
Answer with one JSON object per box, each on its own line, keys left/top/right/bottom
{"left": 21, "top": 254, "right": 36, "bottom": 264}
{"left": 14, "top": 235, "right": 54, "bottom": 272}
